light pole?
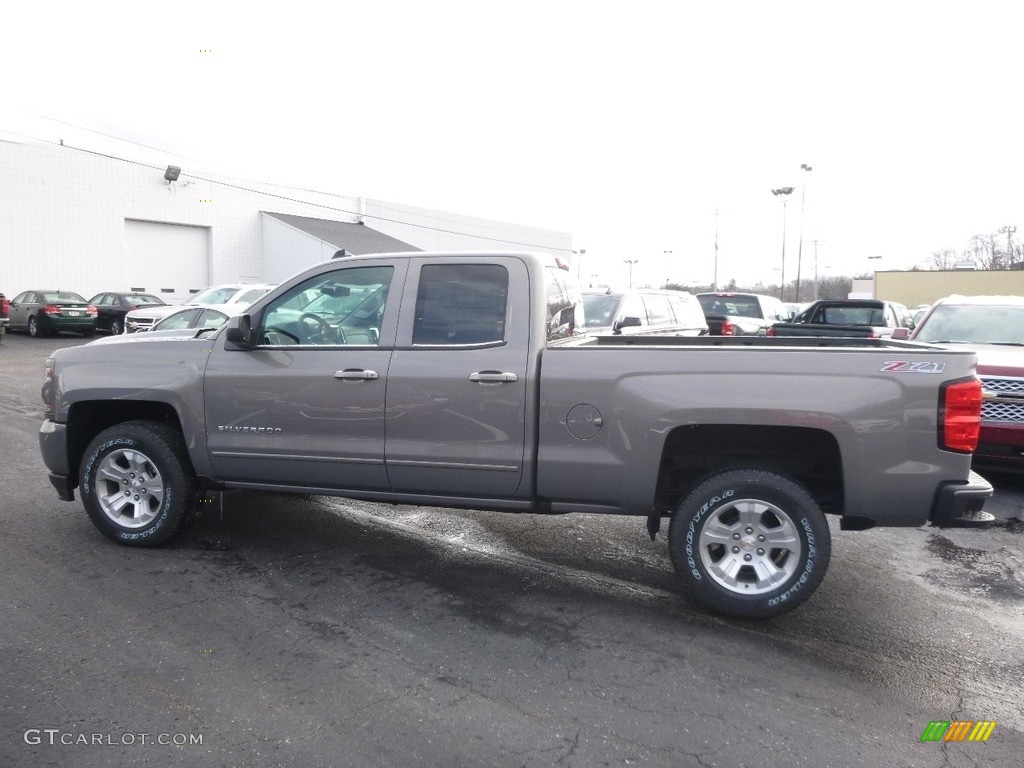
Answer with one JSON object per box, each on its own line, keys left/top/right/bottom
{"left": 624, "top": 259, "right": 639, "bottom": 288}
{"left": 663, "top": 250, "right": 672, "bottom": 287}
{"left": 573, "top": 248, "right": 586, "bottom": 282}
{"left": 795, "top": 164, "right": 812, "bottom": 302}
{"left": 810, "top": 239, "right": 824, "bottom": 301}
{"left": 867, "top": 255, "right": 882, "bottom": 296}
{"left": 771, "top": 187, "right": 794, "bottom": 301}
{"left": 998, "top": 225, "right": 1015, "bottom": 267}
{"left": 713, "top": 208, "right": 720, "bottom": 292}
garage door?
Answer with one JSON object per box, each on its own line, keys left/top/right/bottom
{"left": 124, "top": 220, "right": 210, "bottom": 303}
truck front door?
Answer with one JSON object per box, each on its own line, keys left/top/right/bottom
{"left": 204, "top": 261, "right": 404, "bottom": 491}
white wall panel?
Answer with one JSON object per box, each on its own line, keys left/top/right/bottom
{"left": 123, "top": 220, "right": 209, "bottom": 302}
{"left": 260, "top": 214, "right": 338, "bottom": 285}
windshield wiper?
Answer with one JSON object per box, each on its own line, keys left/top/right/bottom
{"left": 989, "top": 341, "right": 1024, "bottom": 347}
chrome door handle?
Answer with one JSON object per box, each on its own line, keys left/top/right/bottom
{"left": 334, "top": 369, "right": 379, "bottom": 381}
{"left": 468, "top": 371, "right": 519, "bottom": 383}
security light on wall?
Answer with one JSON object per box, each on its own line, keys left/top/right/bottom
{"left": 164, "top": 165, "right": 181, "bottom": 183}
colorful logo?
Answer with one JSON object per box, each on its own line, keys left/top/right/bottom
{"left": 920, "top": 721, "right": 997, "bottom": 742}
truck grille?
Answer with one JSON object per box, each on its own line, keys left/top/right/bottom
{"left": 126, "top": 317, "right": 156, "bottom": 332}
{"left": 980, "top": 376, "right": 1024, "bottom": 424}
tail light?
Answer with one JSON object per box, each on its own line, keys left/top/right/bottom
{"left": 0, "top": 296, "right": 9, "bottom": 315}
{"left": 86, "top": 305, "right": 98, "bottom": 315}
{"left": 939, "top": 377, "right": 982, "bottom": 453}
{"left": 720, "top": 321, "right": 737, "bottom": 336}
{"left": 766, "top": 326, "right": 777, "bottom": 337}
{"left": 42, "top": 304, "right": 63, "bottom": 315}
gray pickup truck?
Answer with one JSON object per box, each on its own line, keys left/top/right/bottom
{"left": 39, "top": 252, "right": 993, "bottom": 619}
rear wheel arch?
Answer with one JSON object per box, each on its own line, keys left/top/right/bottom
{"left": 655, "top": 424, "right": 845, "bottom": 518}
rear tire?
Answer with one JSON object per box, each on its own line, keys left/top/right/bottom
{"left": 28, "top": 315, "right": 42, "bottom": 337}
{"left": 80, "top": 421, "right": 198, "bottom": 546}
{"left": 668, "top": 468, "right": 831, "bottom": 619}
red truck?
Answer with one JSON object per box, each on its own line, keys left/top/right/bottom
{"left": 898, "top": 294, "right": 1024, "bottom": 471}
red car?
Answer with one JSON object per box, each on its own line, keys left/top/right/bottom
{"left": 906, "top": 295, "right": 1024, "bottom": 471}
{"left": 0, "top": 292, "right": 9, "bottom": 340}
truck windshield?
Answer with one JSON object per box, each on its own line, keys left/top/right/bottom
{"left": 582, "top": 295, "right": 621, "bottom": 328}
{"left": 915, "top": 304, "right": 1024, "bottom": 345}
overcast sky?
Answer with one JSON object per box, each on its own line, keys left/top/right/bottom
{"left": 4, "top": 1, "right": 1023, "bottom": 292}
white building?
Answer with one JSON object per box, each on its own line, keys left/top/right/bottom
{"left": 1, "top": 140, "right": 573, "bottom": 302}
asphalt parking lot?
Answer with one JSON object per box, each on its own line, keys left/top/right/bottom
{"left": 1, "top": 330, "right": 1022, "bottom": 768}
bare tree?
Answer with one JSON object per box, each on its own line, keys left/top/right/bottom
{"left": 931, "top": 248, "right": 958, "bottom": 269}
{"left": 966, "top": 233, "right": 1006, "bottom": 270}
{"left": 816, "top": 276, "right": 853, "bottom": 299}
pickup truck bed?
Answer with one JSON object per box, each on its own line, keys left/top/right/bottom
{"left": 38, "top": 252, "right": 993, "bottom": 619}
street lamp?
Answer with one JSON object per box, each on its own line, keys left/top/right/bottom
{"left": 663, "top": 250, "right": 672, "bottom": 287}
{"left": 795, "top": 164, "right": 812, "bottom": 302}
{"left": 771, "top": 187, "right": 795, "bottom": 300}
{"left": 624, "top": 259, "right": 639, "bottom": 288}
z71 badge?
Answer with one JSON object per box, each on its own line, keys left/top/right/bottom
{"left": 880, "top": 360, "right": 947, "bottom": 374}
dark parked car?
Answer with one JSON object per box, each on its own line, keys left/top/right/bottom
{"left": 7, "top": 290, "right": 98, "bottom": 337}
{"left": 88, "top": 292, "right": 167, "bottom": 335}
{"left": 581, "top": 289, "right": 708, "bottom": 336}
{"left": 767, "top": 299, "right": 911, "bottom": 338}
{"left": 900, "top": 294, "right": 1024, "bottom": 471}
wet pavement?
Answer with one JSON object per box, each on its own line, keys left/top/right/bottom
{"left": 1, "top": 331, "right": 1021, "bottom": 767}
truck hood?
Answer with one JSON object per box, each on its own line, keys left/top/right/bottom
{"left": 929, "top": 341, "right": 1024, "bottom": 377}
{"left": 81, "top": 328, "right": 216, "bottom": 346}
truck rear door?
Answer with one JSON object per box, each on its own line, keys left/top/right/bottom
{"left": 384, "top": 257, "right": 531, "bottom": 497}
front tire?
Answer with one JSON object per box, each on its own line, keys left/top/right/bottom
{"left": 80, "top": 421, "right": 198, "bottom": 546}
{"left": 668, "top": 468, "right": 831, "bottom": 619}
{"left": 110, "top": 318, "right": 123, "bottom": 335}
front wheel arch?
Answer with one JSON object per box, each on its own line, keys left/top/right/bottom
{"left": 668, "top": 467, "right": 832, "bottom": 619}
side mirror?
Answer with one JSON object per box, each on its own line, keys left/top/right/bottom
{"left": 891, "top": 327, "right": 910, "bottom": 341}
{"left": 612, "top": 316, "right": 643, "bottom": 334}
{"left": 224, "top": 314, "right": 254, "bottom": 350}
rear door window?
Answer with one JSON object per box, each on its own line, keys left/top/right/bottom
{"left": 412, "top": 264, "right": 508, "bottom": 345}
{"left": 617, "top": 295, "right": 647, "bottom": 326}
{"left": 642, "top": 295, "right": 673, "bottom": 326}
